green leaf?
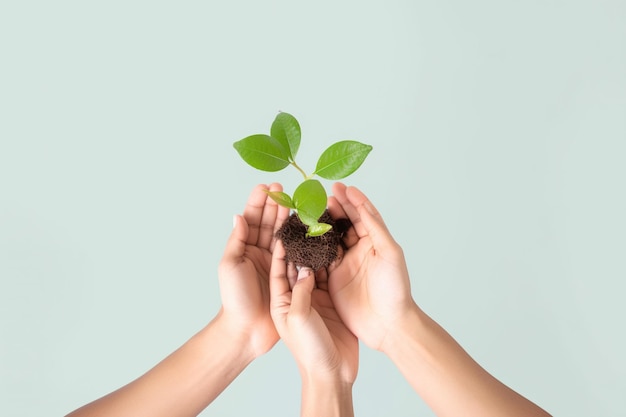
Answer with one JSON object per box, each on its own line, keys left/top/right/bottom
{"left": 306, "top": 223, "right": 333, "bottom": 237}
{"left": 297, "top": 212, "right": 333, "bottom": 237}
{"left": 293, "top": 179, "right": 327, "bottom": 222}
{"left": 314, "top": 140, "right": 373, "bottom": 180}
{"left": 233, "top": 134, "right": 290, "bottom": 172}
{"left": 270, "top": 112, "right": 301, "bottom": 161}
{"left": 265, "top": 190, "right": 295, "bottom": 209}
{"left": 296, "top": 210, "right": 320, "bottom": 227}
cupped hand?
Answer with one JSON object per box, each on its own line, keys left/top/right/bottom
{"left": 327, "top": 182, "right": 417, "bottom": 352}
{"left": 270, "top": 241, "right": 358, "bottom": 384}
{"left": 217, "top": 183, "right": 290, "bottom": 358}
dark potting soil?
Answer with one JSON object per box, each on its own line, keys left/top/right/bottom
{"left": 275, "top": 210, "right": 351, "bottom": 271}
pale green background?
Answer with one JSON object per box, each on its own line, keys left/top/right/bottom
{"left": 1, "top": 1, "right": 625, "bottom": 416}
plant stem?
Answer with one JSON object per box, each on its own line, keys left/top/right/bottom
{"left": 291, "top": 161, "right": 309, "bottom": 180}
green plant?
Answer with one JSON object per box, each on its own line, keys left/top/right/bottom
{"left": 233, "top": 112, "right": 372, "bottom": 237}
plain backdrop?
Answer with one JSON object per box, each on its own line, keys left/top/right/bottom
{"left": 1, "top": 1, "right": 625, "bottom": 416}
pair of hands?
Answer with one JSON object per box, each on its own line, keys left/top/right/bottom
{"left": 217, "top": 182, "right": 415, "bottom": 385}
{"left": 65, "top": 182, "right": 552, "bottom": 417}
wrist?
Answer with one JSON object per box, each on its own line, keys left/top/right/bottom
{"left": 380, "top": 302, "right": 425, "bottom": 357}
{"left": 301, "top": 374, "right": 354, "bottom": 417}
{"left": 206, "top": 310, "right": 258, "bottom": 363}
{"left": 301, "top": 368, "right": 355, "bottom": 388}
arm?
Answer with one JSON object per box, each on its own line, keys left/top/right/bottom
{"left": 66, "top": 316, "right": 256, "bottom": 417}
{"left": 327, "top": 182, "right": 551, "bottom": 417}
{"left": 269, "top": 241, "right": 358, "bottom": 417}
{"left": 384, "top": 305, "right": 550, "bottom": 417}
{"left": 66, "top": 183, "right": 288, "bottom": 417}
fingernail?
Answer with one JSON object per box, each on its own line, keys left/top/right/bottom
{"left": 297, "top": 267, "right": 312, "bottom": 280}
{"left": 232, "top": 215, "right": 238, "bottom": 229}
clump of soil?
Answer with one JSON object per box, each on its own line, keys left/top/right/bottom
{"left": 275, "top": 210, "right": 351, "bottom": 271}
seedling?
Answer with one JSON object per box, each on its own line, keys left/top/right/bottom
{"left": 233, "top": 112, "right": 372, "bottom": 237}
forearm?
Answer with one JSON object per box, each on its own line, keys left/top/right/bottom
{"left": 384, "top": 305, "right": 551, "bottom": 417}
{"left": 66, "top": 312, "right": 255, "bottom": 417}
{"left": 301, "top": 375, "right": 354, "bottom": 417}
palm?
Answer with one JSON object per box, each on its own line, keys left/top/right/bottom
{"left": 327, "top": 182, "right": 413, "bottom": 351}
{"left": 311, "top": 288, "right": 358, "bottom": 382}
{"left": 327, "top": 240, "right": 399, "bottom": 349}
{"left": 223, "top": 245, "right": 271, "bottom": 318}
{"left": 218, "top": 183, "right": 289, "bottom": 356}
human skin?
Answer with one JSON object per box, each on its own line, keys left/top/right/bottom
{"left": 65, "top": 181, "right": 551, "bottom": 417}
{"left": 65, "top": 183, "right": 288, "bottom": 417}
{"left": 269, "top": 241, "right": 358, "bottom": 417}
{"left": 327, "top": 182, "right": 552, "bottom": 417}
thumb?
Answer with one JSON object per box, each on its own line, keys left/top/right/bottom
{"left": 289, "top": 267, "right": 315, "bottom": 318}
{"left": 221, "top": 215, "right": 248, "bottom": 265}
{"left": 357, "top": 200, "right": 398, "bottom": 252}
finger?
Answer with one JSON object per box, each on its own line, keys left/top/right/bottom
{"left": 328, "top": 194, "right": 359, "bottom": 249}
{"left": 269, "top": 241, "right": 291, "bottom": 316}
{"left": 315, "top": 267, "right": 329, "bottom": 291}
{"left": 326, "top": 244, "right": 344, "bottom": 275}
{"left": 270, "top": 193, "right": 291, "bottom": 253}
{"left": 287, "top": 262, "right": 298, "bottom": 290}
{"left": 332, "top": 182, "right": 367, "bottom": 239}
{"left": 220, "top": 214, "right": 249, "bottom": 267}
{"left": 257, "top": 182, "right": 283, "bottom": 250}
{"left": 242, "top": 184, "right": 270, "bottom": 246}
{"left": 327, "top": 194, "right": 347, "bottom": 220}
{"left": 348, "top": 186, "right": 398, "bottom": 251}
{"left": 289, "top": 267, "right": 315, "bottom": 318}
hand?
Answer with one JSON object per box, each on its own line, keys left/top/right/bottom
{"left": 327, "top": 182, "right": 416, "bottom": 352}
{"left": 269, "top": 241, "right": 358, "bottom": 385}
{"left": 327, "top": 183, "right": 553, "bottom": 417}
{"left": 270, "top": 240, "right": 357, "bottom": 416}
{"left": 66, "top": 184, "right": 291, "bottom": 417}
{"left": 217, "top": 183, "right": 289, "bottom": 357}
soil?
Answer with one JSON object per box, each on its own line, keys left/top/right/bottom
{"left": 275, "top": 210, "right": 351, "bottom": 271}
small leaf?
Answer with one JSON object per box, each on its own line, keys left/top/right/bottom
{"left": 293, "top": 179, "right": 327, "bottom": 222}
{"left": 265, "top": 190, "right": 296, "bottom": 209}
{"left": 296, "top": 210, "right": 320, "bottom": 227}
{"left": 270, "top": 112, "right": 301, "bottom": 161}
{"left": 233, "top": 134, "right": 290, "bottom": 172}
{"left": 297, "top": 212, "right": 333, "bottom": 237}
{"left": 306, "top": 223, "right": 333, "bottom": 237}
{"left": 314, "top": 140, "right": 373, "bottom": 180}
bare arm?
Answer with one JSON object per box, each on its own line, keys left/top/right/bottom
{"left": 66, "top": 183, "right": 288, "bottom": 417}
{"left": 66, "top": 314, "right": 255, "bottom": 417}
{"left": 301, "top": 376, "right": 354, "bottom": 417}
{"left": 328, "top": 182, "right": 551, "bottom": 417}
{"left": 270, "top": 242, "right": 357, "bottom": 417}
{"left": 383, "top": 304, "right": 550, "bottom": 417}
